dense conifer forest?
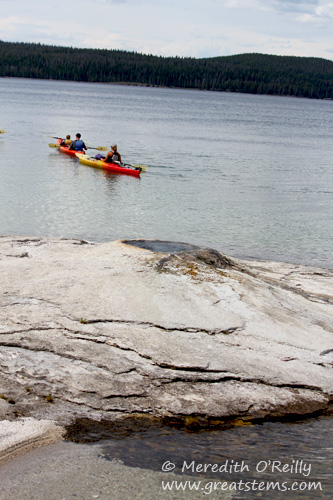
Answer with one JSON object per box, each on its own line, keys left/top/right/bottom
{"left": 1, "top": 40, "right": 333, "bottom": 99}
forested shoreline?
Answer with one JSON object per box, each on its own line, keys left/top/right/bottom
{"left": 1, "top": 40, "right": 333, "bottom": 99}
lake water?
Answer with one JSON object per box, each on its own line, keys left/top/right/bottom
{"left": 0, "top": 77, "right": 332, "bottom": 268}
{"left": 0, "top": 78, "right": 332, "bottom": 498}
{"left": 66, "top": 415, "right": 333, "bottom": 499}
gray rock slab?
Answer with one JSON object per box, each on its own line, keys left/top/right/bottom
{"left": 0, "top": 236, "right": 332, "bottom": 430}
{"left": 0, "top": 417, "right": 63, "bottom": 463}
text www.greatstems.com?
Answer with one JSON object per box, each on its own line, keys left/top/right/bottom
{"left": 161, "top": 479, "right": 323, "bottom": 495}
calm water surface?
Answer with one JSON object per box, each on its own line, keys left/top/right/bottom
{"left": 0, "top": 78, "right": 332, "bottom": 497}
{"left": 0, "top": 77, "right": 332, "bottom": 267}
{"left": 69, "top": 415, "right": 333, "bottom": 498}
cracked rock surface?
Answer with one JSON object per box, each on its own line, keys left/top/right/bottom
{"left": 0, "top": 236, "right": 332, "bottom": 427}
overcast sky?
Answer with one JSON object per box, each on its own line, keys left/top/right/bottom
{"left": 1, "top": 0, "right": 333, "bottom": 60}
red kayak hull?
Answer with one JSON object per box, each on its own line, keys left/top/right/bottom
{"left": 78, "top": 156, "right": 141, "bottom": 177}
{"left": 56, "top": 139, "right": 85, "bottom": 156}
{"left": 59, "top": 146, "right": 85, "bottom": 156}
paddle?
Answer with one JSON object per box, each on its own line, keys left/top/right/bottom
{"left": 105, "top": 159, "right": 143, "bottom": 171}
{"left": 87, "top": 146, "right": 108, "bottom": 151}
{"left": 107, "top": 158, "right": 147, "bottom": 171}
{"left": 0, "top": 130, "right": 5, "bottom": 134}
{"left": 123, "top": 162, "right": 147, "bottom": 172}
{"left": 96, "top": 157, "right": 147, "bottom": 171}
{"left": 48, "top": 143, "right": 108, "bottom": 151}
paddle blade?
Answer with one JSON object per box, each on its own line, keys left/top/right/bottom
{"left": 87, "top": 146, "right": 108, "bottom": 151}
{"left": 132, "top": 164, "right": 147, "bottom": 172}
{"left": 48, "top": 143, "right": 60, "bottom": 148}
{"left": 0, "top": 130, "right": 5, "bottom": 134}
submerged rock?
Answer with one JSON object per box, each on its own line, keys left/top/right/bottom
{"left": 0, "top": 236, "right": 332, "bottom": 431}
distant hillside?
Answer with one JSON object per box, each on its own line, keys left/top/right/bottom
{"left": 1, "top": 40, "right": 333, "bottom": 99}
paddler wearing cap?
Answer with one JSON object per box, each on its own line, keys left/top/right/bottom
{"left": 104, "top": 144, "right": 122, "bottom": 164}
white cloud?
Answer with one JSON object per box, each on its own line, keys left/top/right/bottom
{"left": 296, "top": 1, "right": 333, "bottom": 23}
{"left": 316, "top": 2, "right": 333, "bottom": 17}
{"left": 0, "top": 16, "right": 26, "bottom": 34}
{"left": 225, "top": 0, "right": 317, "bottom": 11}
{"left": 0, "top": 0, "right": 332, "bottom": 60}
{"left": 224, "top": 0, "right": 259, "bottom": 6}
{"left": 298, "top": 12, "right": 319, "bottom": 21}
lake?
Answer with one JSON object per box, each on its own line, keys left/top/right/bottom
{"left": 0, "top": 77, "right": 332, "bottom": 267}
{"left": 0, "top": 78, "right": 332, "bottom": 498}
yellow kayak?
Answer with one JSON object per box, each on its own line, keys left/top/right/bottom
{"left": 77, "top": 155, "right": 141, "bottom": 177}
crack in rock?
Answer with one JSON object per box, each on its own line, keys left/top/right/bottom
{"left": 82, "top": 317, "right": 241, "bottom": 336}
{"left": 321, "top": 349, "right": 333, "bottom": 356}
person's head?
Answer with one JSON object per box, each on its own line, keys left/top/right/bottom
{"left": 66, "top": 135, "right": 70, "bottom": 139}
{"left": 111, "top": 144, "right": 117, "bottom": 151}
{"left": 76, "top": 133, "right": 81, "bottom": 139}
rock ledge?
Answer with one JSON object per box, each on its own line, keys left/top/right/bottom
{"left": 0, "top": 236, "right": 332, "bottom": 433}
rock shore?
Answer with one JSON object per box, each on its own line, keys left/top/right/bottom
{"left": 0, "top": 236, "right": 332, "bottom": 456}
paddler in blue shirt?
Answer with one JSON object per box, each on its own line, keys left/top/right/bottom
{"left": 68, "top": 133, "right": 87, "bottom": 152}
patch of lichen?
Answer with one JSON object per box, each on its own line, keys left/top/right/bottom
{"left": 0, "top": 394, "right": 15, "bottom": 404}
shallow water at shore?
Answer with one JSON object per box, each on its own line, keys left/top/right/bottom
{"left": 0, "top": 416, "right": 332, "bottom": 499}
{"left": 67, "top": 415, "right": 333, "bottom": 498}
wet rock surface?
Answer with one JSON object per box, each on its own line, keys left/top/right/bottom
{"left": 0, "top": 236, "right": 332, "bottom": 430}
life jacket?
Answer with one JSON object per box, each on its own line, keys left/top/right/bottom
{"left": 75, "top": 140, "right": 84, "bottom": 151}
{"left": 105, "top": 151, "right": 120, "bottom": 163}
{"left": 112, "top": 152, "right": 120, "bottom": 162}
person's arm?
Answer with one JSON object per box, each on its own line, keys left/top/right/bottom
{"left": 83, "top": 142, "right": 88, "bottom": 151}
{"left": 117, "top": 153, "right": 122, "bottom": 163}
